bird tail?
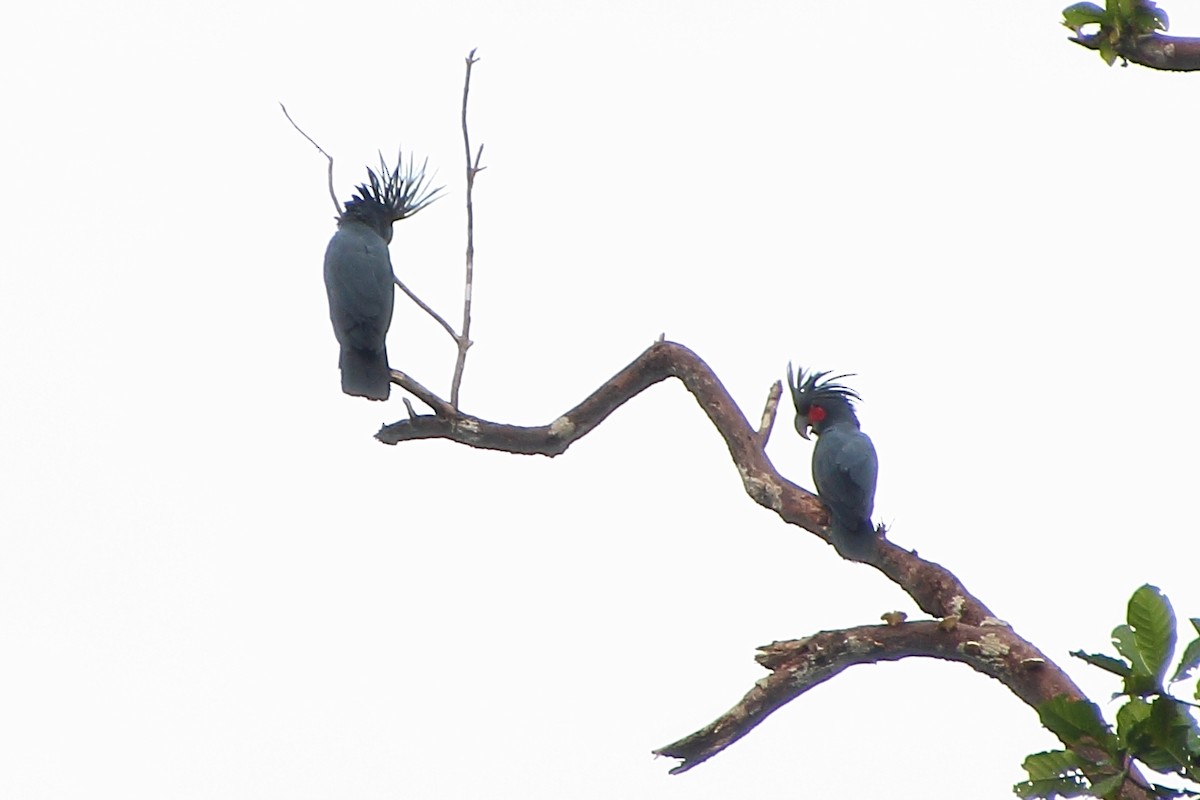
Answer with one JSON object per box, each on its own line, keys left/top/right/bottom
{"left": 339, "top": 346, "right": 391, "bottom": 401}
{"left": 828, "top": 516, "right": 878, "bottom": 557}
{"left": 851, "top": 517, "right": 877, "bottom": 536}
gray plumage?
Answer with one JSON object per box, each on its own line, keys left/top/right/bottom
{"left": 787, "top": 365, "right": 879, "bottom": 543}
{"left": 323, "top": 152, "right": 440, "bottom": 401}
{"left": 324, "top": 220, "right": 395, "bottom": 400}
{"left": 810, "top": 422, "right": 878, "bottom": 537}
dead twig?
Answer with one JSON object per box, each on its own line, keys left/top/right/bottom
{"left": 389, "top": 369, "right": 456, "bottom": 418}
{"left": 394, "top": 274, "right": 460, "bottom": 341}
{"left": 756, "top": 380, "right": 782, "bottom": 446}
{"left": 280, "top": 103, "right": 341, "bottom": 214}
{"left": 450, "top": 49, "right": 486, "bottom": 409}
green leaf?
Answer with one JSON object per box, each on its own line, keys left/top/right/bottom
{"left": 1132, "top": 8, "right": 1166, "bottom": 34}
{"left": 1099, "top": 42, "right": 1119, "bottom": 66}
{"left": 1131, "top": 745, "right": 1180, "bottom": 775}
{"left": 1171, "top": 637, "right": 1200, "bottom": 684}
{"left": 1013, "top": 776, "right": 1090, "bottom": 798}
{"left": 1128, "top": 584, "right": 1177, "bottom": 689}
{"left": 1117, "top": 696, "right": 1152, "bottom": 747}
{"left": 1113, "top": 624, "right": 1149, "bottom": 674}
{"left": 1190, "top": 618, "right": 1200, "bottom": 637}
{"left": 1073, "top": 649, "right": 1132, "bottom": 678}
{"left": 1023, "top": 749, "right": 1083, "bottom": 780}
{"left": 1114, "top": 624, "right": 1158, "bottom": 694}
{"left": 1087, "top": 771, "right": 1127, "bottom": 798}
{"left": 1141, "top": 0, "right": 1169, "bottom": 32}
{"left": 1117, "top": 696, "right": 1197, "bottom": 775}
{"left": 1038, "top": 696, "right": 1119, "bottom": 756}
{"left": 1121, "top": 706, "right": 1186, "bottom": 774}
{"left": 1147, "top": 696, "right": 1199, "bottom": 773}
{"left": 1062, "top": 1, "right": 1107, "bottom": 29}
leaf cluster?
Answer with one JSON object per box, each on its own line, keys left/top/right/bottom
{"left": 1016, "top": 585, "right": 1200, "bottom": 799}
{"left": 1062, "top": 0, "right": 1170, "bottom": 65}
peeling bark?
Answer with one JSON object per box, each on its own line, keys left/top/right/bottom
{"left": 376, "top": 339, "right": 1152, "bottom": 799}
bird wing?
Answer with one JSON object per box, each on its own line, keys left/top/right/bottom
{"left": 323, "top": 225, "right": 396, "bottom": 351}
{"left": 812, "top": 426, "right": 878, "bottom": 525}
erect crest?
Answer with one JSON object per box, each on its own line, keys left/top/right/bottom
{"left": 786, "top": 363, "right": 861, "bottom": 416}
{"left": 345, "top": 149, "right": 443, "bottom": 221}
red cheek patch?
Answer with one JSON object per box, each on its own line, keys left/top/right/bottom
{"left": 809, "top": 405, "right": 826, "bottom": 423}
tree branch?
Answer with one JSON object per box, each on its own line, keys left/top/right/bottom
{"left": 379, "top": 340, "right": 992, "bottom": 624}
{"left": 280, "top": 103, "right": 341, "bottom": 214}
{"left": 377, "top": 338, "right": 1159, "bottom": 798}
{"left": 389, "top": 369, "right": 456, "bottom": 418}
{"left": 756, "top": 379, "right": 783, "bottom": 447}
{"left": 1071, "top": 31, "right": 1200, "bottom": 70}
{"left": 393, "top": 274, "right": 460, "bottom": 342}
{"left": 652, "top": 621, "right": 1151, "bottom": 798}
{"left": 451, "top": 49, "right": 485, "bottom": 409}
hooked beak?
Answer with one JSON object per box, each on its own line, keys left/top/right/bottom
{"left": 795, "top": 419, "right": 812, "bottom": 440}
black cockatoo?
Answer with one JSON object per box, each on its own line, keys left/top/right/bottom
{"left": 323, "top": 152, "right": 440, "bottom": 400}
{"left": 787, "top": 365, "right": 879, "bottom": 545}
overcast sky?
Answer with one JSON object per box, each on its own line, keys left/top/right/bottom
{"left": 3, "top": 2, "right": 1199, "bottom": 798}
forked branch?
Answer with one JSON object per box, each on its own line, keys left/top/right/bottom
{"left": 379, "top": 338, "right": 1155, "bottom": 797}
{"left": 282, "top": 98, "right": 469, "bottom": 391}
{"left": 653, "top": 622, "right": 1124, "bottom": 784}
{"left": 382, "top": 340, "right": 993, "bottom": 623}
{"left": 451, "top": 48, "right": 486, "bottom": 409}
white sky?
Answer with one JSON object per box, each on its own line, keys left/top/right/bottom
{"left": 3, "top": 2, "right": 1199, "bottom": 798}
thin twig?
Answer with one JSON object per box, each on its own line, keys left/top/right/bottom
{"left": 756, "top": 380, "right": 782, "bottom": 446}
{"left": 450, "top": 49, "right": 485, "bottom": 409}
{"left": 389, "top": 369, "right": 456, "bottom": 418}
{"left": 394, "top": 274, "right": 459, "bottom": 341}
{"left": 280, "top": 103, "right": 341, "bottom": 214}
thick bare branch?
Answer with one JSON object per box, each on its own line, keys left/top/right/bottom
{"left": 1072, "top": 32, "right": 1200, "bottom": 70}
{"left": 377, "top": 340, "right": 1161, "bottom": 797}
{"left": 653, "top": 621, "right": 1151, "bottom": 799}
{"left": 379, "top": 340, "right": 993, "bottom": 625}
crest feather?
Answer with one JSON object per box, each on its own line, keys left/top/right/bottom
{"left": 345, "top": 149, "right": 443, "bottom": 221}
{"left": 786, "top": 362, "right": 861, "bottom": 414}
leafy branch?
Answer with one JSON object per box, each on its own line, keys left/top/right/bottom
{"left": 1017, "top": 585, "right": 1200, "bottom": 799}
{"left": 1062, "top": 0, "right": 1200, "bottom": 70}
{"left": 314, "top": 47, "right": 1194, "bottom": 800}
{"left": 381, "top": 337, "right": 1160, "bottom": 799}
